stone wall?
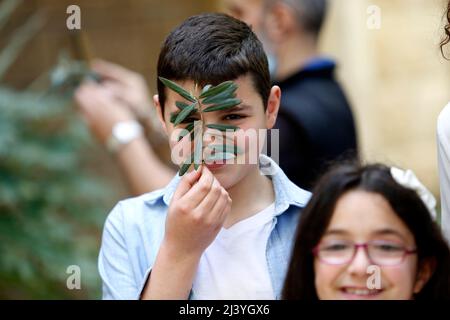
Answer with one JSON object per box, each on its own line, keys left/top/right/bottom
{"left": 320, "top": 0, "right": 450, "bottom": 198}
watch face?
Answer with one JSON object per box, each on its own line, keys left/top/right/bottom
{"left": 114, "top": 122, "right": 142, "bottom": 143}
{"left": 114, "top": 123, "right": 130, "bottom": 142}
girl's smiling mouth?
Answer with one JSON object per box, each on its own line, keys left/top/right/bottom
{"left": 339, "top": 286, "right": 384, "bottom": 299}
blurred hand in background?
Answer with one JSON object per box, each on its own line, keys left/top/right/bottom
{"left": 75, "top": 78, "right": 136, "bottom": 144}
{"left": 90, "top": 59, "right": 154, "bottom": 122}
{"left": 74, "top": 59, "right": 174, "bottom": 195}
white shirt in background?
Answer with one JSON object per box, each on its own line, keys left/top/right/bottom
{"left": 192, "top": 203, "right": 276, "bottom": 300}
{"left": 438, "top": 102, "right": 450, "bottom": 242}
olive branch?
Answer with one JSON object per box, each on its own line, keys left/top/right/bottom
{"left": 159, "top": 77, "right": 244, "bottom": 176}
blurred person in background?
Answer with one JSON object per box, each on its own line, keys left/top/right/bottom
{"left": 224, "top": 0, "right": 358, "bottom": 190}
{"left": 438, "top": 0, "right": 450, "bottom": 242}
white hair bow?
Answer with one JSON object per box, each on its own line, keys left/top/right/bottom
{"left": 390, "top": 167, "right": 437, "bottom": 219}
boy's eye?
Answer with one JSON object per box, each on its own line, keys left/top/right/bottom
{"left": 223, "top": 114, "right": 245, "bottom": 121}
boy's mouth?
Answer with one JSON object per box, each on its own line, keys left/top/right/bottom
{"left": 205, "top": 162, "right": 227, "bottom": 170}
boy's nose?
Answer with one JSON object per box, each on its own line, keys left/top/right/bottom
{"left": 201, "top": 114, "right": 219, "bottom": 125}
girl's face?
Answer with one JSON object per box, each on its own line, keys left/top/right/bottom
{"left": 314, "top": 190, "right": 431, "bottom": 300}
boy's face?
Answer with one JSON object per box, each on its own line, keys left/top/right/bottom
{"left": 154, "top": 74, "right": 280, "bottom": 190}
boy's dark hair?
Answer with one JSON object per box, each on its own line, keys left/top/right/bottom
{"left": 282, "top": 162, "right": 450, "bottom": 300}
{"left": 157, "top": 13, "right": 270, "bottom": 113}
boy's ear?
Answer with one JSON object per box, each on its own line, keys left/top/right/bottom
{"left": 153, "top": 94, "right": 168, "bottom": 135}
{"left": 265, "top": 85, "right": 281, "bottom": 129}
{"left": 413, "top": 257, "right": 436, "bottom": 294}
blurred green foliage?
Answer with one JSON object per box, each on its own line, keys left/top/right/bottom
{"left": 0, "top": 87, "right": 115, "bottom": 299}
{"left": 0, "top": 0, "right": 119, "bottom": 299}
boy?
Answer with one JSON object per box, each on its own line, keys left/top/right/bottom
{"left": 98, "top": 13, "right": 311, "bottom": 300}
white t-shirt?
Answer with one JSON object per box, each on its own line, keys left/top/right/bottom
{"left": 192, "top": 203, "right": 276, "bottom": 300}
{"left": 438, "top": 102, "right": 450, "bottom": 242}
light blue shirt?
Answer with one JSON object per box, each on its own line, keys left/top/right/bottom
{"left": 98, "top": 155, "right": 311, "bottom": 300}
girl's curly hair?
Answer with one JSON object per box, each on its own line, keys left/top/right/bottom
{"left": 441, "top": 0, "right": 450, "bottom": 58}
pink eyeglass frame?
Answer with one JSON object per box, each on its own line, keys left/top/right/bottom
{"left": 312, "top": 241, "right": 417, "bottom": 266}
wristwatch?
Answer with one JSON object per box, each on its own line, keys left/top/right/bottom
{"left": 106, "top": 120, "right": 143, "bottom": 154}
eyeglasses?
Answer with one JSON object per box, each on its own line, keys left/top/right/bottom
{"left": 313, "top": 240, "right": 417, "bottom": 266}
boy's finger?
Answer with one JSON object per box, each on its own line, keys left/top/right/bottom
{"left": 195, "top": 178, "right": 222, "bottom": 213}
{"left": 210, "top": 191, "right": 231, "bottom": 223}
{"left": 218, "top": 197, "right": 232, "bottom": 224}
{"left": 172, "top": 166, "right": 202, "bottom": 200}
{"left": 183, "top": 166, "right": 215, "bottom": 205}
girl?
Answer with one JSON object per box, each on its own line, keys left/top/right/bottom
{"left": 282, "top": 163, "right": 450, "bottom": 299}
{"left": 438, "top": 0, "right": 450, "bottom": 241}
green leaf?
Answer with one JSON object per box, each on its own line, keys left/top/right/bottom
{"left": 203, "top": 98, "right": 241, "bottom": 113}
{"left": 179, "top": 153, "right": 194, "bottom": 176}
{"left": 208, "top": 144, "right": 243, "bottom": 155}
{"left": 159, "top": 77, "right": 196, "bottom": 102}
{"left": 185, "top": 122, "right": 195, "bottom": 132}
{"left": 173, "top": 102, "right": 197, "bottom": 126}
{"left": 179, "top": 162, "right": 192, "bottom": 176}
{"left": 206, "top": 124, "right": 239, "bottom": 132}
{"left": 199, "top": 81, "right": 235, "bottom": 99}
{"left": 170, "top": 112, "right": 177, "bottom": 123}
{"left": 177, "top": 122, "right": 195, "bottom": 141}
{"left": 193, "top": 125, "right": 203, "bottom": 167}
{"left": 176, "top": 101, "right": 190, "bottom": 110}
{"left": 201, "top": 84, "right": 212, "bottom": 95}
{"left": 202, "top": 84, "right": 238, "bottom": 105}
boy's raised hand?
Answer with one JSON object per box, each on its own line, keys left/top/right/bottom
{"left": 142, "top": 165, "right": 231, "bottom": 299}
{"left": 163, "top": 165, "right": 232, "bottom": 257}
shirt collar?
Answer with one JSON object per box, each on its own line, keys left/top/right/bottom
{"left": 259, "top": 155, "right": 311, "bottom": 216}
{"left": 301, "top": 57, "right": 336, "bottom": 72}
{"left": 162, "top": 173, "right": 181, "bottom": 206}
{"left": 146, "top": 155, "right": 311, "bottom": 215}
{"left": 273, "top": 56, "right": 337, "bottom": 88}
